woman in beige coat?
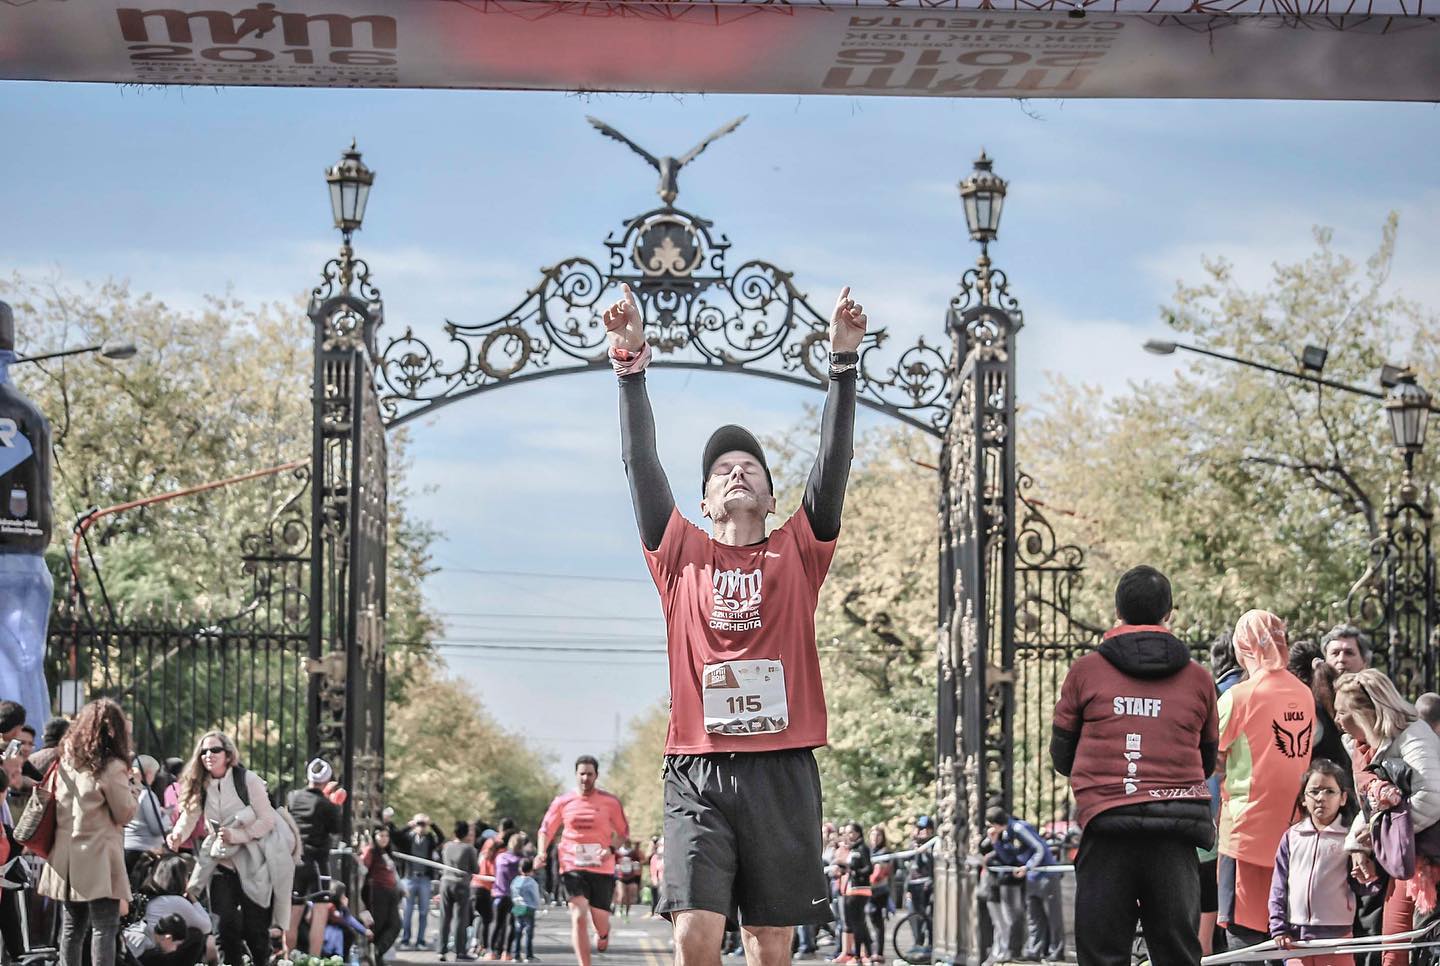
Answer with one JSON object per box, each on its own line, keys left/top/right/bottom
{"left": 37, "top": 698, "right": 139, "bottom": 966}
{"left": 167, "top": 730, "right": 278, "bottom": 966}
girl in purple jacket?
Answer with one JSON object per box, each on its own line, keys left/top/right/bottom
{"left": 1269, "top": 759, "right": 1366, "bottom": 965}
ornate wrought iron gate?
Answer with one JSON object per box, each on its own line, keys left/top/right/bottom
{"left": 935, "top": 273, "right": 1019, "bottom": 962}
{"left": 51, "top": 138, "right": 1098, "bottom": 944}
{"left": 931, "top": 253, "right": 1093, "bottom": 962}
{"left": 1347, "top": 472, "right": 1438, "bottom": 687}
{"left": 49, "top": 462, "right": 313, "bottom": 791}
{"left": 309, "top": 246, "right": 389, "bottom": 835}
{"left": 1010, "top": 478, "right": 1096, "bottom": 830}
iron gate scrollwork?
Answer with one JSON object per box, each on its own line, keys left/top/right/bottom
{"left": 47, "top": 462, "right": 314, "bottom": 794}
{"left": 1346, "top": 473, "right": 1437, "bottom": 688}
{"left": 935, "top": 270, "right": 1021, "bottom": 963}
{"left": 1011, "top": 473, "right": 1097, "bottom": 830}
{"left": 310, "top": 249, "right": 389, "bottom": 837}
{"left": 362, "top": 140, "right": 1100, "bottom": 964}
{"left": 373, "top": 202, "right": 952, "bottom": 437}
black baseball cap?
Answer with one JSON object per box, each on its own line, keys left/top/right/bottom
{"left": 701, "top": 425, "right": 773, "bottom": 494}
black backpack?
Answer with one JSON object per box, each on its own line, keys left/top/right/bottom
{"left": 198, "top": 763, "right": 250, "bottom": 810}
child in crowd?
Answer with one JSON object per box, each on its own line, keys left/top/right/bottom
{"left": 1269, "top": 759, "right": 1366, "bottom": 966}
{"left": 508, "top": 858, "right": 542, "bottom": 963}
{"left": 322, "top": 883, "right": 374, "bottom": 959}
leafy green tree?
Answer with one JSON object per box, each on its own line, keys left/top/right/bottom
{"left": 1027, "top": 216, "right": 1439, "bottom": 641}
{"left": 607, "top": 701, "right": 669, "bottom": 841}
{"left": 384, "top": 663, "right": 559, "bottom": 830}
{"left": 0, "top": 273, "right": 453, "bottom": 780}
{"left": 769, "top": 423, "right": 939, "bottom": 829}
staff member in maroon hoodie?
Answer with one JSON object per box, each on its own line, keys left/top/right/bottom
{"left": 1051, "top": 566, "right": 1218, "bottom": 966}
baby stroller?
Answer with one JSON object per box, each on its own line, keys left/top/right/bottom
{"left": 2, "top": 851, "right": 60, "bottom": 966}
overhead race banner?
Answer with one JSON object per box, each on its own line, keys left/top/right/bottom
{"left": 1, "top": 0, "right": 1437, "bottom": 99}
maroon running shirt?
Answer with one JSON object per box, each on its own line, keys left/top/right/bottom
{"left": 1052, "top": 645, "right": 1217, "bottom": 828}
{"left": 645, "top": 506, "right": 836, "bottom": 755}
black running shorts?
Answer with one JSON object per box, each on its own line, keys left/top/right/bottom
{"left": 659, "top": 748, "right": 831, "bottom": 927}
{"left": 562, "top": 870, "right": 615, "bottom": 912}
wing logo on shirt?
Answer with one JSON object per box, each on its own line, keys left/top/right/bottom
{"left": 1271, "top": 719, "right": 1313, "bottom": 759}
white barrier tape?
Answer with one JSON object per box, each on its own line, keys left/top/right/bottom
{"left": 981, "top": 864, "right": 1075, "bottom": 874}
{"left": 1202, "top": 938, "right": 1440, "bottom": 964}
{"left": 871, "top": 840, "right": 938, "bottom": 864}
{"left": 1195, "top": 925, "right": 1437, "bottom": 966}
{"left": 1206, "top": 923, "right": 1430, "bottom": 959}
{"left": 392, "top": 853, "right": 470, "bottom": 877}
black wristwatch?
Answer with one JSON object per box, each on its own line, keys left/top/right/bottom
{"left": 830, "top": 350, "right": 859, "bottom": 376}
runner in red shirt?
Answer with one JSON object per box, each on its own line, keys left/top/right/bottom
{"left": 604, "top": 282, "right": 866, "bottom": 966}
{"left": 536, "top": 755, "right": 629, "bottom": 966}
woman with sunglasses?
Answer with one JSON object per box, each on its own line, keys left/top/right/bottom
{"left": 166, "top": 731, "right": 277, "bottom": 966}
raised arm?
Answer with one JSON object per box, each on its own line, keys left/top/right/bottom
{"left": 802, "top": 287, "right": 866, "bottom": 542}
{"left": 606, "top": 283, "right": 675, "bottom": 551}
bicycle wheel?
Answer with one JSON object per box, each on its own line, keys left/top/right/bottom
{"left": 891, "top": 912, "right": 932, "bottom": 965}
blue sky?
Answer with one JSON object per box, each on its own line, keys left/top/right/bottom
{"left": 3, "top": 83, "right": 1438, "bottom": 774}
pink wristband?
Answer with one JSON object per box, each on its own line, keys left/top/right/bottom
{"left": 610, "top": 343, "right": 652, "bottom": 376}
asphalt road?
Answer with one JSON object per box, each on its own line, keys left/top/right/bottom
{"left": 392, "top": 903, "right": 676, "bottom": 966}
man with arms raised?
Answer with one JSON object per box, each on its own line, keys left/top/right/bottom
{"left": 603, "top": 281, "right": 866, "bottom": 966}
{"left": 537, "top": 755, "right": 629, "bottom": 966}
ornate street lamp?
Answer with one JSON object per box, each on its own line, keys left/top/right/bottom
{"left": 324, "top": 140, "right": 375, "bottom": 293}
{"left": 325, "top": 139, "right": 374, "bottom": 240}
{"left": 1385, "top": 368, "right": 1431, "bottom": 471}
{"left": 958, "top": 151, "right": 1008, "bottom": 306}
{"left": 958, "top": 150, "right": 1007, "bottom": 247}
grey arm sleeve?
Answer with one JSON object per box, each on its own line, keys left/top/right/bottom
{"left": 619, "top": 372, "right": 676, "bottom": 552}
{"left": 802, "top": 370, "right": 857, "bottom": 542}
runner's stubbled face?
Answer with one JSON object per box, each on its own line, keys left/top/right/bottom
{"left": 701, "top": 450, "right": 775, "bottom": 524}
{"left": 576, "top": 761, "right": 598, "bottom": 795}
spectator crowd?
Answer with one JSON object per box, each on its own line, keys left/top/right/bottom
{"left": 1049, "top": 564, "right": 1440, "bottom": 966}
{"left": 7, "top": 567, "right": 1440, "bottom": 966}
{"left": 0, "top": 694, "right": 947, "bottom": 966}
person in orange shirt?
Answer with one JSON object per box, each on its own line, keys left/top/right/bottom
{"left": 537, "top": 756, "right": 630, "bottom": 966}
{"left": 1217, "top": 610, "right": 1314, "bottom": 949}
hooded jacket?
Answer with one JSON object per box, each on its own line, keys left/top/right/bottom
{"left": 1051, "top": 625, "right": 1218, "bottom": 847}
{"left": 1217, "top": 610, "right": 1313, "bottom": 862}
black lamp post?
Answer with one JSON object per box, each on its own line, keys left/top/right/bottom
{"left": 1370, "top": 366, "right": 1436, "bottom": 689}
{"left": 14, "top": 341, "right": 137, "bottom": 364}
{"left": 938, "top": 150, "right": 1022, "bottom": 964}
{"left": 309, "top": 141, "right": 388, "bottom": 846}
{"left": 1139, "top": 335, "right": 1440, "bottom": 685}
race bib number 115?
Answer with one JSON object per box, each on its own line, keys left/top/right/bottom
{"left": 702, "top": 660, "right": 788, "bottom": 736}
